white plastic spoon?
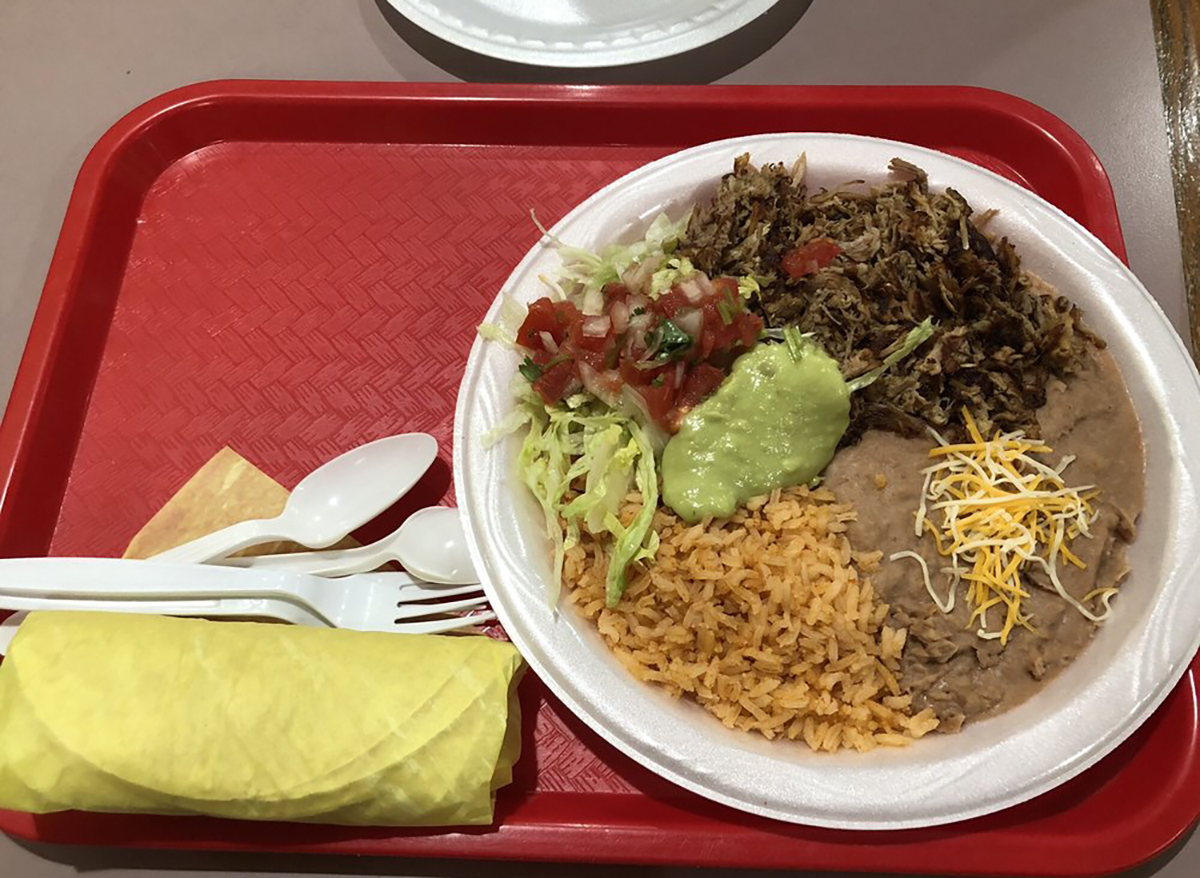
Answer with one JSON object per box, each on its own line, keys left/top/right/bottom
{"left": 219, "top": 506, "right": 476, "bottom": 584}
{"left": 150, "top": 433, "right": 438, "bottom": 564}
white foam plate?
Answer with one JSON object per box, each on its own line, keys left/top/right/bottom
{"left": 453, "top": 133, "right": 1200, "bottom": 830}
{"left": 383, "top": 0, "right": 779, "bottom": 67}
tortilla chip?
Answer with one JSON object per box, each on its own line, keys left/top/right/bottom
{"left": 123, "top": 448, "right": 354, "bottom": 559}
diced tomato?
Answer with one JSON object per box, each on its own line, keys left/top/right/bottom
{"left": 619, "top": 356, "right": 670, "bottom": 387}
{"left": 782, "top": 238, "right": 841, "bottom": 279}
{"left": 516, "top": 274, "right": 760, "bottom": 421}
{"left": 735, "top": 312, "right": 763, "bottom": 348}
{"left": 517, "top": 297, "right": 581, "bottom": 350}
{"left": 531, "top": 360, "right": 578, "bottom": 405}
{"left": 698, "top": 302, "right": 761, "bottom": 363}
{"left": 698, "top": 306, "right": 729, "bottom": 359}
{"left": 619, "top": 357, "right": 643, "bottom": 386}
{"left": 696, "top": 323, "right": 717, "bottom": 360}
{"left": 576, "top": 346, "right": 610, "bottom": 371}
{"left": 569, "top": 316, "right": 615, "bottom": 354}
{"left": 602, "top": 282, "right": 630, "bottom": 304}
{"left": 651, "top": 287, "right": 691, "bottom": 319}
{"left": 710, "top": 277, "right": 739, "bottom": 300}
{"left": 676, "top": 364, "right": 726, "bottom": 412}
{"left": 637, "top": 370, "right": 679, "bottom": 428}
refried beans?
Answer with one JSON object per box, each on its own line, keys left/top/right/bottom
{"left": 823, "top": 349, "right": 1144, "bottom": 731}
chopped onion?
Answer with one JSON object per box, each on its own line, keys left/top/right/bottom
{"left": 695, "top": 272, "right": 715, "bottom": 297}
{"left": 610, "top": 300, "right": 630, "bottom": 334}
{"left": 538, "top": 331, "right": 559, "bottom": 354}
{"left": 679, "top": 278, "right": 704, "bottom": 303}
{"left": 626, "top": 318, "right": 651, "bottom": 359}
{"left": 628, "top": 294, "right": 649, "bottom": 314}
{"left": 579, "top": 361, "right": 620, "bottom": 407}
{"left": 675, "top": 361, "right": 686, "bottom": 388}
{"left": 674, "top": 308, "right": 703, "bottom": 338}
{"left": 621, "top": 254, "right": 664, "bottom": 295}
{"left": 583, "top": 315, "right": 612, "bottom": 338}
{"left": 629, "top": 313, "right": 653, "bottom": 334}
{"left": 581, "top": 288, "right": 605, "bottom": 317}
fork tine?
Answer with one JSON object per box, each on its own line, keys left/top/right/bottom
{"left": 395, "top": 582, "right": 483, "bottom": 601}
{"left": 393, "top": 595, "right": 490, "bottom": 621}
{"left": 391, "top": 612, "right": 497, "bottom": 635}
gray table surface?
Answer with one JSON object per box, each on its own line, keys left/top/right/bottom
{"left": 0, "top": 1, "right": 1193, "bottom": 876}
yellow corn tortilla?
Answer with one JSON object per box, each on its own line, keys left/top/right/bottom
{"left": 0, "top": 612, "right": 523, "bottom": 825}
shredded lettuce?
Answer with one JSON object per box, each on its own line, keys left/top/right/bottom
{"left": 561, "top": 425, "right": 630, "bottom": 531}
{"left": 559, "top": 420, "right": 660, "bottom": 605}
{"left": 532, "top": 209, "right": 691, "bottom": 314}
{"left": 648, "top": 256, "right": 696, "bottom": 299}
{"left": 602, "top": 420, "right": 659, "bottom": 606}
{"left": 502, "top": 387, "right": 659, "bottom": 607}
{"left": 845, "top": 318, "right": 936, "bottom": 393}
{"left": 737, "top": 275, "right": 762, "bottom": 301}
{"left": 476, "top": 295, "right": 529, "bottom": 350}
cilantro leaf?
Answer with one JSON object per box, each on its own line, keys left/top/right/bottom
{"left": 519, "top": 357, "right": 544, "bottom": 383}
{"left": 650, "top": 319, "right": 693, "bottom": 363}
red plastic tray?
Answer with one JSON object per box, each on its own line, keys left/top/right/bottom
{"left": 0, "top": 82, "right": 1195, "bottom": 877}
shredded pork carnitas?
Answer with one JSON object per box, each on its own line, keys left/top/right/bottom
{"left": 679, "top": 155, "right": 1101, "bottom": 443}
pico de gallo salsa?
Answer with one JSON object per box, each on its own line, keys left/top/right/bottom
{"left": 515, "top": 275, "right": 763, "bottom": 431}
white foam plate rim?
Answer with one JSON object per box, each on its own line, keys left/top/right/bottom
{"left": 383, "top": 0, "right": 780, "bottom": 67}
{"left": 453, "top": 132, "right": 1200, "bottom": 830}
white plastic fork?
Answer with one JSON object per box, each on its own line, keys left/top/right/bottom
{"left": 0, "top": 558, "right": 494, "bottom": 636}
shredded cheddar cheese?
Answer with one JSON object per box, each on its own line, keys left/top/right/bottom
{"left": 891, "top": 408, "right": 1107, "bottom": 645}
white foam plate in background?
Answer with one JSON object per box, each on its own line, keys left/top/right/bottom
{"left": 453, "top": 133, "right": 1200, "bottom": 830}
{"left": 383, "top": 0, "right": 779, "bottom": 67}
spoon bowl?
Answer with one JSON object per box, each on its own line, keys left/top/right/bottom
{"left": 151, "top": 433, "right": 438, "bottom": 564}
{"left": 222, "top": 506, "right": 478, "bottom": 585}
{"left": 390, "top": 506, "right": 475, "bottom": 585}
{"left": 281, "top": 434, "right": 439, "bottom": 547}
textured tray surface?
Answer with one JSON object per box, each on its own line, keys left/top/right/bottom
{"left": 0, "top": 82, "right": 1193, "bottom": 877}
